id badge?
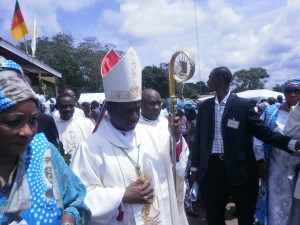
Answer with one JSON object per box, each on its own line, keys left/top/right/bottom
{"left": 227, "top": 119, "right": 240, "bottom": 129}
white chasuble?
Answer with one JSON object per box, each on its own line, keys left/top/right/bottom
{"left": 71, "top": 117, "right": 184, "bottom": 225}
{"left": 139, "top": 117, "right": 189, "bottom": 225}
{"left": 54, "top": 115, "right": 95, "bottom": 161}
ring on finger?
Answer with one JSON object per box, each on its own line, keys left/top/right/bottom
{"left": 144, "top": 196, "right": 148, "bottom": 201}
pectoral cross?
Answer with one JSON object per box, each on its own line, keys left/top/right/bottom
{"left": 135, "top": 165, "right": 144, "bottom": 184}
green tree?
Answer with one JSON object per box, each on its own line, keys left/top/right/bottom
{"left": 181, "top": 84, "right": 197, "bottom": 99}
{"left": 18, "top": 33, "right": 210, "bottom": 99}
{"left": 180, "top": 81, "right": 209, "bottom": 99}
{"left": 142, "top": 62, "right": 210, "bottom": 99}
{"left": 75, "top": 37, "right": 103, "bottom": 93}
{"left": 199, "top": 81, "right": 210, "bottom": 94}
{"left": 74, "top": 37, "right": 119, "bottom": 93}
{"left": 231, "top": 67, "right": 270, "bottom": 92}
{"left": 20, "top": 33, "right": 81, "bottom": 94}
{"left": 142, "top": 64, "right": 169, "bottom": 98}
{"left": 19, "top": 33, "right": 122, "bottom": 97}
{"left": 272, "top": 83, "right": 283, "bottom": 92}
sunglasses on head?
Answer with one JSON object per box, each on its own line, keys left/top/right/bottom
{"left": 284, "top": 88, "right": 300, "bottom": 95}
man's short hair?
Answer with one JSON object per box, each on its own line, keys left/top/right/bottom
{"left": 56, "top": 93, "right": 74, "bottom": 105}
{"left": 211, "top": 67, "right": 232, "bottom": 86}
{"left": 91, "top": 100, "right": 99, "bottom": 108}
{"left": 142, "top": 89, "right": 160, "bottom": 101}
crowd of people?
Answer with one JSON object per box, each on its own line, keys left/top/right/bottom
{"left": 0, "top": 49, "right": 299, "bottom": 225}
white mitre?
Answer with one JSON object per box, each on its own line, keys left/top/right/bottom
{"left": 101, "top": 47, "right": 142, "bottom": 102}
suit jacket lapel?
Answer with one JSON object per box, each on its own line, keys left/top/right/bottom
{"left": 208, "top": 97, "right": 215, "bottom": 124}
{"left": 207, "top": 97, "right": 215, "bottom": 145}
{"left": 222, "top": 93, "right": 236, "bottom": 119}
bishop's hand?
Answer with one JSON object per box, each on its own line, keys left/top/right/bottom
{"left": 122, "top": 179, "right": 154, "bottom": 204}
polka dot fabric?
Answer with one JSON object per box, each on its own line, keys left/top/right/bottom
{"left": 0, "top": 60, "right": 23, "bottom": 75}
{"left": 24, "top": 134, "right": 62, "bottom": 225}
{"left": 0, "top": 91, "right": 16, "bottom": 112}
{"left": 0, "top": 60, "right": 37, "bottom": 113}
{"left": 1, "top": 133, "right": 62, "bottom": 225}
{"left": 0, "top": 133, "right": 90, "bottom": 225}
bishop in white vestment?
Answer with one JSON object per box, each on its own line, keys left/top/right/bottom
{"left": 72, "top": 116, "right": 184, "bottom": 224}
{"left": 71, "top": 47, "right": 187, "bottom": 225}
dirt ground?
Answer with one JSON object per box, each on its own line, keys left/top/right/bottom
{"left": 187, "top": 202, "right": 238, "bottom": 225}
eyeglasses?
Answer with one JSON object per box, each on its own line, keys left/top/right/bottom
{"left": 284, "top": 88, "right": 300, "bottom": 95}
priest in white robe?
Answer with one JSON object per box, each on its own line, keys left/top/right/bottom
{"left": 139, "top": 88, "right": 189, "bottom": 225}
{"left": 54, "top": 93, "right": 95, "bottom": 163}
{"left": 71, "top": 47, "right": 186, "bottom": 225}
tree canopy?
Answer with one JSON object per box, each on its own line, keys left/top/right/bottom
{"left": 18, "top": 33, "right": 122, "bottom": 97}
{"left": 17, "top": 33, "right": 209, "bottom": 99}
{"left": 142, "top": 64, "right": 209, "bottom": 99}
{"left": 272, "top": 83, "right": 284, "bottom": 92}
{"left": 142, "top": 64, "right": 169, "bottom": 98}
{"left": 231, "top": 67, "right": 270, "bottom": 92}
{"left": 180, "top": 81, "right": 210, "bottom": 99}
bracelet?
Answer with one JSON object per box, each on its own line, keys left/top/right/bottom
{"left": 62, "top": 222, "right": 75, "bottom": 225}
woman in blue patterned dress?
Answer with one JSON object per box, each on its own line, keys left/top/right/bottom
{"left": 0, "top": 59, "right": 90, "bottom": 225}
{"left": 254, "top": 79, "right": 300, "bottom": 225}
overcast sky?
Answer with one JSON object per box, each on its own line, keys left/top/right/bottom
{"left": 1, "top": 0, "right": 299, "bottom": 88}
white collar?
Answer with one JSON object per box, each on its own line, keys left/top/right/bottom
{"left": 215, "top": 91, "right": 231, "bottom": 105}
{"left": 141, "top": 114, "right": 158, "bottom": 122}
{"left": 106, "top": 117, "right": 137, "bottom": 149}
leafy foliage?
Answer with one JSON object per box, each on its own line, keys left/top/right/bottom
{"left": 142, "top": 64, "right": 209, "bottom": 99}
{"left": 272, "top": 83, "right": 284, "bottom": 92}
{"left": 142, "top": 64, "right": 169, "bottom": 98}
{"left": 18, "top": 33, "right": 122, "bottom": 97}
{"left": 75, "top": 37, "right": 110, "bottom": 93}
{"left": 18, "top": 33, "right": 209, "bottom": 99}
{"left": 181, "top": 81, "right": 210, "bottom": 99}
{"left": 231, "top": 67, "right": 270, "bottom": 92}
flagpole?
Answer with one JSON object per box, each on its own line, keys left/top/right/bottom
{"left": 31, "top": 19, "right": 37, "bottom": 63}
{"left": 23, "top": 36, "right": 30, "bottom": 60}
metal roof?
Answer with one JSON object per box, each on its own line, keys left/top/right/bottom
{"left": 0, "top": 37, "right": 62, "bottom": 83}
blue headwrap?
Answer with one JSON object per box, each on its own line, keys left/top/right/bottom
{"left": 0, "top": 59, "right": 24, "bottom": 75}
{"left": 0, "top": 60, "right": 37, "bottom": 112}
{"left": 282, "top": 79, "right": 300, "bottom": 91}
{"left": 176, "top": 101, "right": 185, "bottom": 117}
{"left": 183, "top": 100, "right": 197, "bottom": 111}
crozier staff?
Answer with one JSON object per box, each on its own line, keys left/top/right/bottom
{"left": 71, "top": 47, "right": 186, "bottom": 225}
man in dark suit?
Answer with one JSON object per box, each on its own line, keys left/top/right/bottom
{"left": 190, "top": 67, "right": 300, "bottom": 225}
{"left": 37, "top": 112, "right": 65, "bottom": 157}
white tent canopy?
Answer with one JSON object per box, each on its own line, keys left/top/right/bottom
{"left": 78, "top": 93, "right": 105, "bottom": 103}
{"left": 236, "top": 89, "right": 284, "bottom": 100}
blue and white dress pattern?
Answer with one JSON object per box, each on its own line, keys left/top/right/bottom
{"left": 0, "top": 133, "right": 90, "bottom": 225}
{"left": 255, "top": 105, "right": 300, "bottom": 225}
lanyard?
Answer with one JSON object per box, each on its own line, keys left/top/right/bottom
{"left": 119, "top": 144, "right": 144, "bottom": 183}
